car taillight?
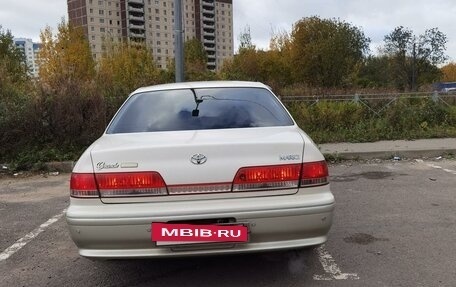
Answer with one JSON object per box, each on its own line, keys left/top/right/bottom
{"left": 300, "top": 161, "right": 329, "bottom": 187}
{"left": 70, "top": 173, "right": 99, "bottom": 198}
{"left": 232, "top": 164, "right": 301, "bottom": 192}
{"left": 70, "top": 172, "right": 168, "bottom": 198}
{"left": 95, "top": 172, "right": 168, "bottom": 197}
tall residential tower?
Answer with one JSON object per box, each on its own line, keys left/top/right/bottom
{"left": 14, "top": 38, "right": 41, "bottom": 78}
{"left": 67, "top": 0, "right": 233, "bottom": 70}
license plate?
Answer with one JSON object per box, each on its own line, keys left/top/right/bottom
{"left": 151, "top": 222, "right": 248, "bottom": 246}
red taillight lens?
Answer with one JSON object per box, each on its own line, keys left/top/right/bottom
{"left": 95, "top": 172, "right": 168, "bottom": 197}
{"left": 233, "top": 164, "right": 301, "bottom": 192}
{"left": 70, "top": 173, "right": 99, "bottom": 198}
{"left": 70, "top": 172, "right": 168, "bottom": 198}
{"left": 301, "top": 161, "right": 329, "bottom": 187}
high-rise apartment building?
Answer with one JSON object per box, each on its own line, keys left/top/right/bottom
{"left": 67, "top": 0, "right": 233, "bottom": 70}
{"left": 13, "top": 38, "right": 42, "bottom": 78}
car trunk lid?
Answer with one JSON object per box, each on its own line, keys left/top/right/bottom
{"left": 89, "top": 126, "right": 305, "bottom": 203}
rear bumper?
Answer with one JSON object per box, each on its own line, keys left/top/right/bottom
{"left": 66, "top": 188, "right": 335, "bottom": 259}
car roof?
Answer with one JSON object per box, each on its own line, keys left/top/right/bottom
{"left": 133, "top": 81, "right": 269, "bottom": 94}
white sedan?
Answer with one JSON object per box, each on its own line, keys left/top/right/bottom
{"left": 66, "top": 81, "right": 335, "bottom": 258}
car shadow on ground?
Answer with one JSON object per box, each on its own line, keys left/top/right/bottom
{"left": 90, "top": 248, "right": 318, "bottom": 286}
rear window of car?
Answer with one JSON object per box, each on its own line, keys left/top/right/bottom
{"left": 106, "top": 87, "right": 294, "bottom": 134}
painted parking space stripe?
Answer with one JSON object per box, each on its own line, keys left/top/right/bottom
{"left": 313, "top": 245, "right": 359, "bottom": 280}
{"left": 416, "top": 159, "right": 456, "bottom": 175}
{"left": 0, "top": 209, "right": 67, "bottom": 261}
{"left": 428, "top": 164, "right": 456, "bottom": 175}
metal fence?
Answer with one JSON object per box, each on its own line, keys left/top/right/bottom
{"left": 281, "top": 92, "right": 456, "bottom": 116}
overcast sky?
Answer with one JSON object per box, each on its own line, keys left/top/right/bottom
{"left": 1, "top": 0, "right": 456, "bottom": 61}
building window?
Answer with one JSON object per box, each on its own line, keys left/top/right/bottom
{"left": 99, "top": 10, "right": 104, "bottom": 15}
{"left": 90, "top": 17, "right": 94, "bottom": 22}
{"left": 100, "top": 18, "right": 104, "bottom": 23}
{"left": 100, "top": 27, "right": 105, "bottom": 32}
{"left": 89, "top": 8, "right": 93, "bottom": 13}
{"left": 91, "top": 26, "right": 95, "bottom": 31}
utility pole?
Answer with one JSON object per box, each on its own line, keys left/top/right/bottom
{"left": 174, "top": 0, "right": 184, "bottom": 82}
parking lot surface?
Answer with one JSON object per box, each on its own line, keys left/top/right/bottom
{"left": 1, "top": 159, "right": 455, "bottom": 287}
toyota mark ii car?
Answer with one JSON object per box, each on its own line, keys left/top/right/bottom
{"left": 66, "top": 81, "right": 335, "bottom": 258}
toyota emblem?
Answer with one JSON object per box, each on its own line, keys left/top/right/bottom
{"left": 190, "top": 154, "right": 207, "bottom": 165}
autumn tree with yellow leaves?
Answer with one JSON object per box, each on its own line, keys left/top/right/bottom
{"left": 35, "top": 20, "right": 103, "bottom": 149}
{"left": 98, "top": 41, "right": 163, "bottom": 117}
{"left": 38, "top": 20, "right": 95, "bottom": 90}
{"left": 441, "top": 62, "right": 456, "bottom": 82}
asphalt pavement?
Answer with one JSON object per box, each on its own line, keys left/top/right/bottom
{"left": 1, "top": 159, "right": 456, "bottom": 286}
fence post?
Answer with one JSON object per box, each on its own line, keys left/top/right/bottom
{"left": 354, "top": 94, "right": 360, "bottom": 103}
{"left": 432, "top": 92, "right": 439, "bottom": 103}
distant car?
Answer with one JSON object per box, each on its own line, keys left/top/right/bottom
{"left": 66, "top": 81, "right": 335, "bottom": 259}
{"left": 444, "top": 87, "right": 456, "bottom": 93}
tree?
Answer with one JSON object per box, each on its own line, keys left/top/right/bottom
{"left": 35, "top": 20, "right": 103, "bottom": 148}
{"left": 38, "top": 19, "right": 95, "bottom": 89}
{"left": 0, "top": 26, "right": 32, "bottom": 161}
{"left": 238, "top": 25, "right": 255, "bottom": 50}
{"left": 441, "top": 62, "right": 456, "bottom": 82}
{"left": 184, "top": 38, "right": 213, "bottom": 81}
{"left": 219, "top": 27, "right": 260, "bottom": 81}
{"left": 357, "top": 55, "right": 392, "bottom": 88}
{"left": 98, "top": 41, "right": 162, "bottom": 117}
{"left": 0, "top": 25, "right": 28, "bottom": 85}
{"left": 383, "top": 26, "right": 447, "bottom": 91}
{"left": 289, "top": 16, "right": 370, "bottom": 87}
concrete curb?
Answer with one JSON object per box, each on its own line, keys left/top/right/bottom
{"left": 322, "top": 149, "right": 456, "bottom": 160}
{"left": 319, "top": 138, "right": 456, "bottom": 160}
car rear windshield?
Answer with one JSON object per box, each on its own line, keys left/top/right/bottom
{"left": 106, "top": 87, "right": 294, "bottom": 134}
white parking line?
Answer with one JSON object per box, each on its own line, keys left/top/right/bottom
{"left": 313, "top": 245, "right": 359, "bottom": 280}
{"left": 0, "top": 209, "right": 66, "bottom": 261}
{"left": 424, "top": 162, "right": 456, "bottom": 175}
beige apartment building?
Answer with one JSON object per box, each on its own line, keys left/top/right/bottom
{"left": 68, "top": 0, "right": 233, "bottom": 70}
